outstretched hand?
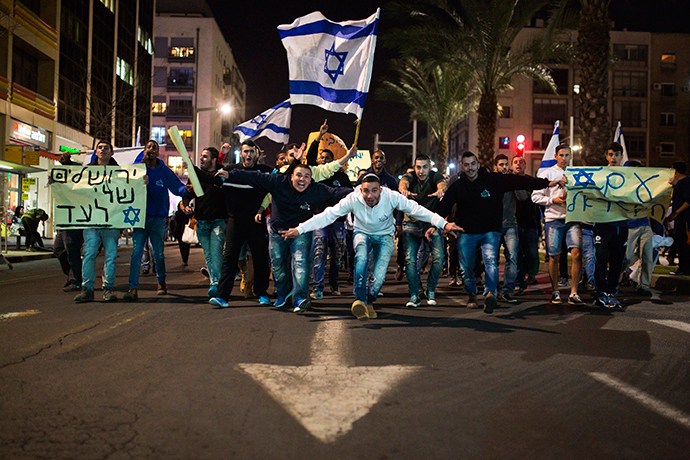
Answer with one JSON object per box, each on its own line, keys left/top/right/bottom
{"left": 279, "top": 228, "right": 299, "bottom": 240}
{"left": 293, "top": 143, "right": 307, "bottom": 162}
{"left": 319, "top": 119, "right": 328, "bottom": 136}
{"left": 442, "top": 222, "right": 463, "bottom": 239}
{"left": 400, "top": 189, "right": 418, "bottom": 198}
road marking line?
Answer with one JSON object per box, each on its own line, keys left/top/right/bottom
{"left": 238, "top": 318, "right": 421, "bottom": 443}
{"left": 648, "top": 319, "right": 690, "bottom": 334}
{"left": 0, "top": 310, "right": 40, "bottom": 320}
{"left": 59, "top": 311, "right": 148, "bottom": 352}
{"left": 589, "top": 372, "right": 690, "bottom": 431}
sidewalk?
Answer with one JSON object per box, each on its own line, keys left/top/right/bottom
{"left": 0, "top": 237, "right": 139, "bottom": 264}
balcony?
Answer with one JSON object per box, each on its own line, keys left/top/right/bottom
{"left": 167, "top": 77, "right": 194, "bottom": 92}
{"left": 168, "top": 47, "right": 195, "bottom": 63}
{"left": 165, "top": 106, "right": 193, "bottom": 121}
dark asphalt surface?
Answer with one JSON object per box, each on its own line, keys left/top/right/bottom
{"left": 1, "top": 244, "right": 689, "bottom": 459}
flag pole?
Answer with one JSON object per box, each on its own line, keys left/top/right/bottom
{"left": 353, "top": 119, "right": 362, "bottom": 148}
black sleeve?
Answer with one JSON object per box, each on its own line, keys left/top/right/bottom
{"left": 437, "top": 181, "right": 459, "bottom": 218}
{"left": 306, "top": 140, "right": 319, "bottom": 166}
{"left": 499, "top": 174, "right": 550, "bottom": 193}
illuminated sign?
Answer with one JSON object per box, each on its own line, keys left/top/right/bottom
{"left": 11, "top": 119, "right": 51, "bottom": 149}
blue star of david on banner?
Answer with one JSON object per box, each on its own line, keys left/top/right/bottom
{"left": 123, "top": 206, "right": 141, "bottom": 226}
{"left": 250, "top": 113, "right": 267, "bottom": 127}
{"left": 324, "top": 43, "right": 347, "bottom": 84}
{"left": 572, "top": 169, "right": 597, "bottom": 188}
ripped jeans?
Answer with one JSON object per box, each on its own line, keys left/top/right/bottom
{"left": 269, "top": 230, "right": 312, "bottom": 302}
{"left": 353, "top": 232, "right": 395, "bottom": 305}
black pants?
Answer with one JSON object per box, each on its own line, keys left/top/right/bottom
{"left": 21, "top": 217, "right": 42, "bottom": 248}
{"left": 54, "top": 229, "right": 84, "bottom": 285}
{"left": 178, "top": 240, "right": 190, "bottom": 265}
{"left": 217, "top": 217, "right": 270, "bottom": 299}
{"left": 676, "top": 219, "right": 690, "bottom": 273}
{"left": 593, "top": 223, "right": 628, "bottom": 295}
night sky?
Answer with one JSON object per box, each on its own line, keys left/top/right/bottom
{"left": 204, "top": 0, "right": 690, "bottom": 169}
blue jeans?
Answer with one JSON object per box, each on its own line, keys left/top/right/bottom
{"left": 458, "top": 232, "right": 500, "bottom": 295}
{"left": 312, "top": 221, "right": 345, "bottom": 292}
{"left": 500, "top": 227, "right": 519, "bottom": 294}
{"left": 516, "top": 227, "right": 539, "bottom": 289}
{"left": 403, "top": 221, "right": 444, "bottom": 295}
{"left": 270, "top": 230, "right": 312, "bottom": 301}
{"left": 582, "top": 228, "right": 595, "bottom": 285}
{"left": 82, "top": 228, "right": 120, "bottom": 291}
{"left": 129, "top": 215, "right": 167, "bottom": 288}
{"left": 196, "top": 219, "right": 227, "bottom": 288}
{"left": 353, "top": 232, "right": 395, "bottom": 305}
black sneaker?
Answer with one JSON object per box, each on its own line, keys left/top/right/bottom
{"left": 568, "top": 293, "right": 586, "bottom": 306}
{"left": 484, "top": 292, "right": 497, "bottom": 314}
{"left": 498, "top": 292, "right": 518, "bottom": 303}
{"left": 551, "top": 291, "right": 562, "bottom": 304}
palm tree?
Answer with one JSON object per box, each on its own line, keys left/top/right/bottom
{"left": 378, "top": 57, "right": 477, "bottom": 173}
{"left": 385, "top": 0, "right": 571, "bottom": 167}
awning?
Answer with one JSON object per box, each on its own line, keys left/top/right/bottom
{"left": 0, "top": 160, "right": 46, "bottom": 174}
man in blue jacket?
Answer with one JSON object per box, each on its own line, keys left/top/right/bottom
{"left": 124, "top": 140, "right": 187, "bottom": 300}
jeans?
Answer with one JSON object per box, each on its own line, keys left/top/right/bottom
{"left": 544, "top": 220, "right": 582, "bottom": 256}
{"left": 403, "top": 221, "right": 444, "bottom": 296}
{"left": 582, "top": 228, "right": 595, "bottom": 285}
{"left": 82, "top": 228, "right": 119, "bottom": 291}
{"left": 129, "top": 215, "right": 167, "bottom": 289}
{"left": 353, "top": 232, "right": 395, "bottom": 305}
{"left": 516, "top": 227, "right": 538, "bottom": 289}
{"left": 500, "top": 227, "right": 519, "bottom": 294}
{"left": 270, "top": 230, "right": 312, "bottom": 302}
{"left": 624, "top": 225, "right": 654, "bottom": 289}
{"left": 196, "top": 219, "right": 227, "bottom": 288}
{"left": 312, "top": 221, "right": 345, "bottom": 292}
{"left": 458, "top": 232, "right": 500, "bottom": 295}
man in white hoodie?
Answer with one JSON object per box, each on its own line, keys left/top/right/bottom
{"left": 280, "top": 174, "right": 462, "bottom": 320}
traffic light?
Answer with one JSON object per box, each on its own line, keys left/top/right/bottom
{"left": 516, "top": 134, "right": 525, "bottom": 156}
{"left": 499, "top": 136, "right": 510, "bottom": 149}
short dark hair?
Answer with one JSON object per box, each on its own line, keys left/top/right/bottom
{"left": 146, "top": 139, "right": 159, "bottom": 150}
{"left": 285, "top": 142, "right": 299, "bottom": 152}
{"left": 493, "top": 154, "right": 509, "bottom": 166}
{"left": 672, "top": 161, "right": 687, "bottom": 175}
{"left": 203, "top": 147, "right": 220, "bottom": 160}
{"left": 285, "top": 160, "right": 311, "bottom": 177}
{"left": 361, "top": 173, "right": 381, "bottom": 184}
{"left": 555, "top": 143, "right": 570, "bottom": 155}
{"left": 606, "top": 142, "right": 623, "bottom": 154}
{"left": 629, "top": 160, "right": 643, "bottom": 167}
{"left": 97, "top": 140, "right": 113, "bottom": 152}
{"left": 241, "top": 140, "right": 257, "bottom": 149}
{"left": 415, "top": 154, "right": 430, "bottom": 163}
{"left": 320, "top": 148, "right": 334, "bottom": 159}
{"left": 461, "top": 151, "right": 477, "bottom": 161}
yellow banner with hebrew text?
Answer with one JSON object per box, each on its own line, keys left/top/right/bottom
{"left": 565, "top": 167, "right": 672, "bottom": 223}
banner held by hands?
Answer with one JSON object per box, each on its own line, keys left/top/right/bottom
{"left": 168, "top": 126, "right": 204, "bottom": 197}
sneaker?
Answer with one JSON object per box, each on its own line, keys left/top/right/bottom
{"left": 558, "top": 277, "right": 569, "bottom": 287}
{"left": 351, "top": 300, "right": 368, "bottom": 321}
{"left": 484, "top": 292, "right": 497, "bottom": 314}
{"left": 365, "top": 304, "right": 377, "bottom": 319}
{"left": 426, "top": 291, "right": 437, "bottom": 306}
{"left": 498, "top": 292, "right": 518, "bottom": 303}
{"left": 142, "top": 269, "right": 149, "bottom": 275}
{"left": 103, "top": 289, "right": 118, "bottom": 302}
{"left": 527, "top": 275, "right": 538, "bottom": 285}
{"left": 551, "top": 291, "right": 562, "bottom": 304}
{"left": 568, "top": 293, "right": 586, "bottom": 306}
{"left": 123, "top": 289, "right": 138, "bottom": 301}
{"left": 208, "top": 286, "right": 219, "bottom": 298}
{"left": 330, "top": 286, "right": 341, "bottom": 296}
{"left": 636, "top": 287, "right": 653, "bottom": 297}
{"left": 406, "top": 294, "right": 421, "bottom": 308}
{"left": 607, "top": 294, "right": 623, "bottom": 310}
{"left": 594, "top": 294, "right": 613, "bottom": 310}
{"left": 513, "top": 287, "right": 525, "bottom": 296}
{"left": 449, "top": 276, "right": 459, "bottom": 287}
{"left": 209, "top": 297, "right": 229, "bottom": 308}
{"left": 157, "top": 281, "right": 167, "bottom": 296}
{"left": 395, "top": 266, "right": 404, "bottom": 281}
{"left": 200, "top": 267, "right": 210, "bottom": 278}
{"left": 310, "top": 291, "right": 323, "bottom": 300}
{"left": 466, "top": 294, "right": 479, "bottom": 309}
{"left": 274, "top": 291, "right": 293, "bottom": 308}
{"left": 74, "top": 289, "right": 94, "bottom": 303}
{"left": 293, "top": 298, "right": 311, "bottom": 313}
{"left": 63, "top": 283, "right": 81, "bottom": 292}
{"left": 583, "top": 282, "right": 596, "bottom": 293}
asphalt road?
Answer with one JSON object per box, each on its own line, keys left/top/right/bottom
{"left": 1, "top": 244, "right": 689, "bottom": 460}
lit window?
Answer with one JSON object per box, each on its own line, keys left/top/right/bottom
{"left": 151, "top": 127, "right": 166, "bottom": 144}
{"left": 152, "top": 102, "right": 167, "bottom": 114}
{"left": 170, "top": 47, "right": 195, "bottom": 58}
{"left": 661, "top": 54, "right": 676, "bottom": 64}
{"left": 99, "top": 0, "right": 114, "bottom": 13}
{"left": 116, "top": 57, "right": 133, "bottom": 85}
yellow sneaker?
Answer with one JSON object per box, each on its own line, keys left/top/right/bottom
{"left": 365, "top": 304, "right": 377, "bottom": 319}
{"left": 351, "top": 300, "right": 367, "bottom": 321}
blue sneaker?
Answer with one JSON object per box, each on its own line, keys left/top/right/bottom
{"left": 208, "top": 286, "right": 219, "bottom": 298}
{"left": 259, "top": 295, "right": 270, "bottom": 305}
{"left": 274, "top": 290, "right": 293, "bottom": 308}
{"left": 293, "top": 298, "right": 311, "bottom": 313}
{"left": 209, "top": 297, "right": 229, "bottom": 308}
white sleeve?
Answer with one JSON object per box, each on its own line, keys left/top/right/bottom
{"left": 392, "top": 192, "right": 447, "bottom": 229}
{"left": 531, "top": 186, "right": 552, "bottom": 206}
{"left": 296, "top": 195, "right": 353, "bottom": 234}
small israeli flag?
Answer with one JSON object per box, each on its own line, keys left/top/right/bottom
{"left": 613, "top": 121, "right": 630, "bottom": 166}
{"left": 233, "top": 100, "right": 291, "bottom": 144}
{"left": 278, "top": 10, "right": 379, "bottom": 119}
{"left": 537, "top": 121, "right": 560, "bottom": 177}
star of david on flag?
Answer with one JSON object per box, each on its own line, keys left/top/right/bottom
{"left": 278, "top": 9, "right": 380, "bottom": 119}
{"left": 233, "top": 100, "right": 291, "bottom": 144}
{"left": 613, "top": 121, "right": 630, "bottom": 166}
{"left": 537, "top": 121, "right": 560, "bottom": 177}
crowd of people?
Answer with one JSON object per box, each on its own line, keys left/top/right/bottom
{"left": 42, "top": 122, "right": 690, "bottom": 319}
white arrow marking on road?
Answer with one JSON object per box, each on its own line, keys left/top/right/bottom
{"left": 237, "top": 319, "right": 421, "bottom": 443}
{"left": 648, "top": 319, "right": 690, "bottom": 334}
{"left": 0, "top": 310, "right": 40, "bottom": 320}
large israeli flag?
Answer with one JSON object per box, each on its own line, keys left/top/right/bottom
{"left": 537, "top": 121, "right": 559, "bottom": 177}
{"left": 278, "top": 10, "right": 380, "bottom": 119}
{"left": 233, "top": 100, "right": 291, "bottom": 144}
{"left": 613, "top": 121, "right": 630, "bottom": 166}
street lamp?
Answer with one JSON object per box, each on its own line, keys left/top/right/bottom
{"left": 194, "top": 103, "right": 231, "bottom": 164}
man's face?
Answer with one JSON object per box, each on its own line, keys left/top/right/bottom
{"left": 555, "top": 148, "right": 570, "bottom": 169}
{"left": 96, "top": 143, "right": 113, "bottom": 163}
{"left": 512, "top": 157, "right": 526, "bottom": 175}
{"left": 461, "top": 155, "right": 479, "bottom": 181}
{"left": 199, "top": 150, "right": 217, "bottom": 171}
{"left": 290, "top": 166, "right": 312, "bottom": 192}
{"left": 606, "top": 149, "right": 622, "bottom": 167}
{"left": 361, "top": 181, "right": 382, "bottom": 207}
{"left": 144, "top": 141, "right": 159, "bottom": 161}
{"left": 494, "top": 159, "right": 509, "bottom": 174}
{"left": 317, "top": 150, "right": 333, "bottom": 166}
{"left": 240, "top": 144, "right": 258, "bottom": 167}
{"left": 276, "top": 153, "right": 289, "bottom": 168}
{"left": 371, "top": 152, "right": 386, "bottom": 171}
{"left": 414, "top": 159, "right": 431, "bottom": 182}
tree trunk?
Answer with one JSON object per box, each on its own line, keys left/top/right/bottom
{"left": 577, "top": 0, "right": 611, "bottom": 166}
{"left": 477, "top": 91, "right": 498, "bottom": 168}
{"left": 434, "top": 133, "right": 448, "bottom": 175}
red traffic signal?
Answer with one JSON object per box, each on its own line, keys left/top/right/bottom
{"left": 516, "top": 134, "right": 525, "bottom": 155}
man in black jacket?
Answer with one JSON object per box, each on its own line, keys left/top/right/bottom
{"left": 438, "top": 151, "right": 563, "bottom": 313}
